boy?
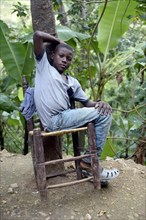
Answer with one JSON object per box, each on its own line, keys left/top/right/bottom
{"left": 33, "top": 31, "right": 119, "bottom": 182}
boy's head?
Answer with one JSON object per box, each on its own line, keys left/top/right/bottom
{"left": 51, "top": 44, "right": 73, "bottom": 73}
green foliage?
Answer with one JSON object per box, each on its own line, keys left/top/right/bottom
{"left": 0, "top": 93, "right": 18, "bottom": 112}
{"left": 100, "top": 139, "right": 117, "bottom": 160}
{"left": 98, "top": 0, "right": 137, "bottom": 57}
{"left": 136, "top": 0, "right": 146, "bottom": 22}
{"left": 0, "top": 20, "right": 34, "bottom": 84}
{"left": 0, "top": 0, "right": 145, "bottom": 161}
{"left": 0, "top": 17, "right": 34, "bottom": 153}
{"left": 64, "top": 0, "right": 97, "bottom": 34}
{"left": 0, "top": 20, "right": 24, "bottom": 82}
{"left": 12, "top": 1, "right": 30, "bottom": 28}
{"left": 12, "top": 1, "right": 29, "bottom": 18}
{"left": 57, "top": 25, "right": 90, "bottom": 42}
{"left": 1, "top": 111, "right": 24, "bottom": 153}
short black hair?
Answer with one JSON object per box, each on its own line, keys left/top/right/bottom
{"left": 54, "top": 43, "right": 74, "bottom": 53}
{"left": 46, "top": 43, "right": 73, "bottom": 65}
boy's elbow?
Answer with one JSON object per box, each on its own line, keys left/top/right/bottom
{"left": 33, "top": 31, "right": 42, "bottom": 41}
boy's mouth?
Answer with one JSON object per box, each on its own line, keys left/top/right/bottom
{"left": 60, "top": 64, "right": 67, "bottom": 70}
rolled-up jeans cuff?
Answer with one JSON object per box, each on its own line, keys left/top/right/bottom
{"left": 82, "top": 153, "right": 99, "bottom": 164}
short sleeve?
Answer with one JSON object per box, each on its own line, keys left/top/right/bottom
{"left": 35, "top": 51, "right": 50, "bottom": 73}
{"left": 35, "top": 48, "right": 45, "bottom": 61}
{"left": 72, "top": 78, "right": 88, "bottom": 103}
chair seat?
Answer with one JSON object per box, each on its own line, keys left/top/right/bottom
{"left": 29, "top": 127, "right": 87, "bottom": 137}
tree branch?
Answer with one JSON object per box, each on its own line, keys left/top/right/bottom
{"left": 112, "top": 104, "right": 146, "bottom": 114}
{"left": 107, "top": 136, "right": 146, "bottom": 144}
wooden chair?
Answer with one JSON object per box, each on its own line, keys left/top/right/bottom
{"left": 22, "top": 76, "right": 101, "bottom": 201}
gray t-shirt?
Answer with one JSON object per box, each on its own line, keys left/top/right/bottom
{"left": 34, "top": 51, "right": 88, "bottom": 130}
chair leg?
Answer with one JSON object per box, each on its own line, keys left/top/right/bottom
{"left": 29, "top": 134, "right": 37, "bottom": 184}
{"left": 72, "top": 132, "right": 82, "bottom": 179}
{"left": 33, "top": 129, "right": 47, "bottom": 200}
{"left": 87, "top": 123, "right": 101, "bottom": 189}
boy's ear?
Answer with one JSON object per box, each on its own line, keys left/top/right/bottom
{"left": 51, "top": 52, "right": 54, "bottom": 60}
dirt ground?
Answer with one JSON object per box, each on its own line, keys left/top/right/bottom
{"left": 0, "top": 149, "right": 146, "bottom": 220}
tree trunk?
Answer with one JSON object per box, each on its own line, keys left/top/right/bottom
{"left": 131, "top": 125, "right": 146, "bottom": 165}
{"left": 0, "top": 125, "right": 4, "bottom": 151}
{"left": 30, "top": 0, "right": 56, "bottom": 34}
{"left": 30, "top": 0, "right": 64, "bottom": 175}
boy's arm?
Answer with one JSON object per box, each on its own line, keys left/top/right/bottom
{"left": 83, "top": 100, "right": 112, "bottom": 115}
{"left": 33, "top": 31, "right": 61, "bottom": 57}
{"left": 83, "top": 100, "right": 97, "bottom": 108}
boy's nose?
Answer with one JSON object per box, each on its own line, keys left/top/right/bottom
{"left": 62, "top": 57, "right": 67, "bottom": 62}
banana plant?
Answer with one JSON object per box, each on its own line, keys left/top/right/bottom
{"left": 88, "top": 0, "right": 138, "bottom": 99}
{"left": 0, "top": 20, "right": 35, "bottom": 85}
{"left": 98, "top": 0, "right": 137, "bottom": 60}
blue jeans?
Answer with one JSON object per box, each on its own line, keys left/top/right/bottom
{"left": 47, "top": 107, "right": 112, "bottom": 157}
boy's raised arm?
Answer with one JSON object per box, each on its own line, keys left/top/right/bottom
{"left": 33, "top": 31, "right": 61, "bottom": 57}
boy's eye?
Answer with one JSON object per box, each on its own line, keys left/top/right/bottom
{"left": 59, "top": 54, "right": 72, "bottom": 61}
{"left": 67, "top": 57, "right": 72, "bottom": 62}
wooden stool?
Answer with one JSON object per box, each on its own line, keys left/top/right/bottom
{"left": 29, "top": 124, "right": 101, "bottom": 200}
{"left": 22, "top": 76, "right": 101, "bottom": 201}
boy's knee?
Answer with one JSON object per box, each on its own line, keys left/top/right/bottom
{"left": 102, "top": 113, "right": 112, "bottom": 125}
{"left": 107, "top": 113, "right": 112, "bottom": 123}
{"left": 108, "top": 113, "right": 112, "bottom": 120}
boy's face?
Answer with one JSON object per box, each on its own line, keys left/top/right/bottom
{"left": 52, "top": 47, "right": 73, "bottom": 73}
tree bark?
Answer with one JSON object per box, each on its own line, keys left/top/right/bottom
{"left": 131, "top": 125, "right": 146, "bottom": 165}
{"left": 30, "top": 0, "right": 64, "bottom": 175}
{"left": 30, "top": 0, "right": 56, "bottom": 35}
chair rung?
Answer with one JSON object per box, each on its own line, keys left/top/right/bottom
{"left": 29, "top": 127, "right": 87, "bottom": 136}
{"left": 46, "top": 169, "right": 76, "bottom": 178}
{"left": 39, "top": 154, "right": 94, "bottom": 166}
{"left": 47, "top": 177, "right": 93, "bottom": 189}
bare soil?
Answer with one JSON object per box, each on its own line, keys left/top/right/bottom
{"left": 0, "top": 149, "right": 146, "bottom": 220}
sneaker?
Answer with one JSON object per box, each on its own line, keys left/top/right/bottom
{"left": 100, "top": 168, "right": 119, "bottom": 181}
{"left": 80, "top": 161, "right": 119, "bottom": 181}
{"left": 82, "top": 170, "right": 109, "bottom": 187}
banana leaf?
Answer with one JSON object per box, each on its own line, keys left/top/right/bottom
{"left": 0, "top": 20, "right": 25, "bottom": 83}
{"left": 0, "top": 93, "right": 18, "bottom": 112}
{"left": 100, "top": 139, "right": 117, "bottom": 160}
{"left": 57, "top": 25, "right": 90, "bottom": 42}
{"left": 0, "top": 20, "right": 35, "bottom": 84}
{"left": 98, "top": 0, "right": 137, "bottom": 60}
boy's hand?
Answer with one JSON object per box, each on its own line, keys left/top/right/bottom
{"left": 95, "top": 101, "right": 112, "bottom": 115}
